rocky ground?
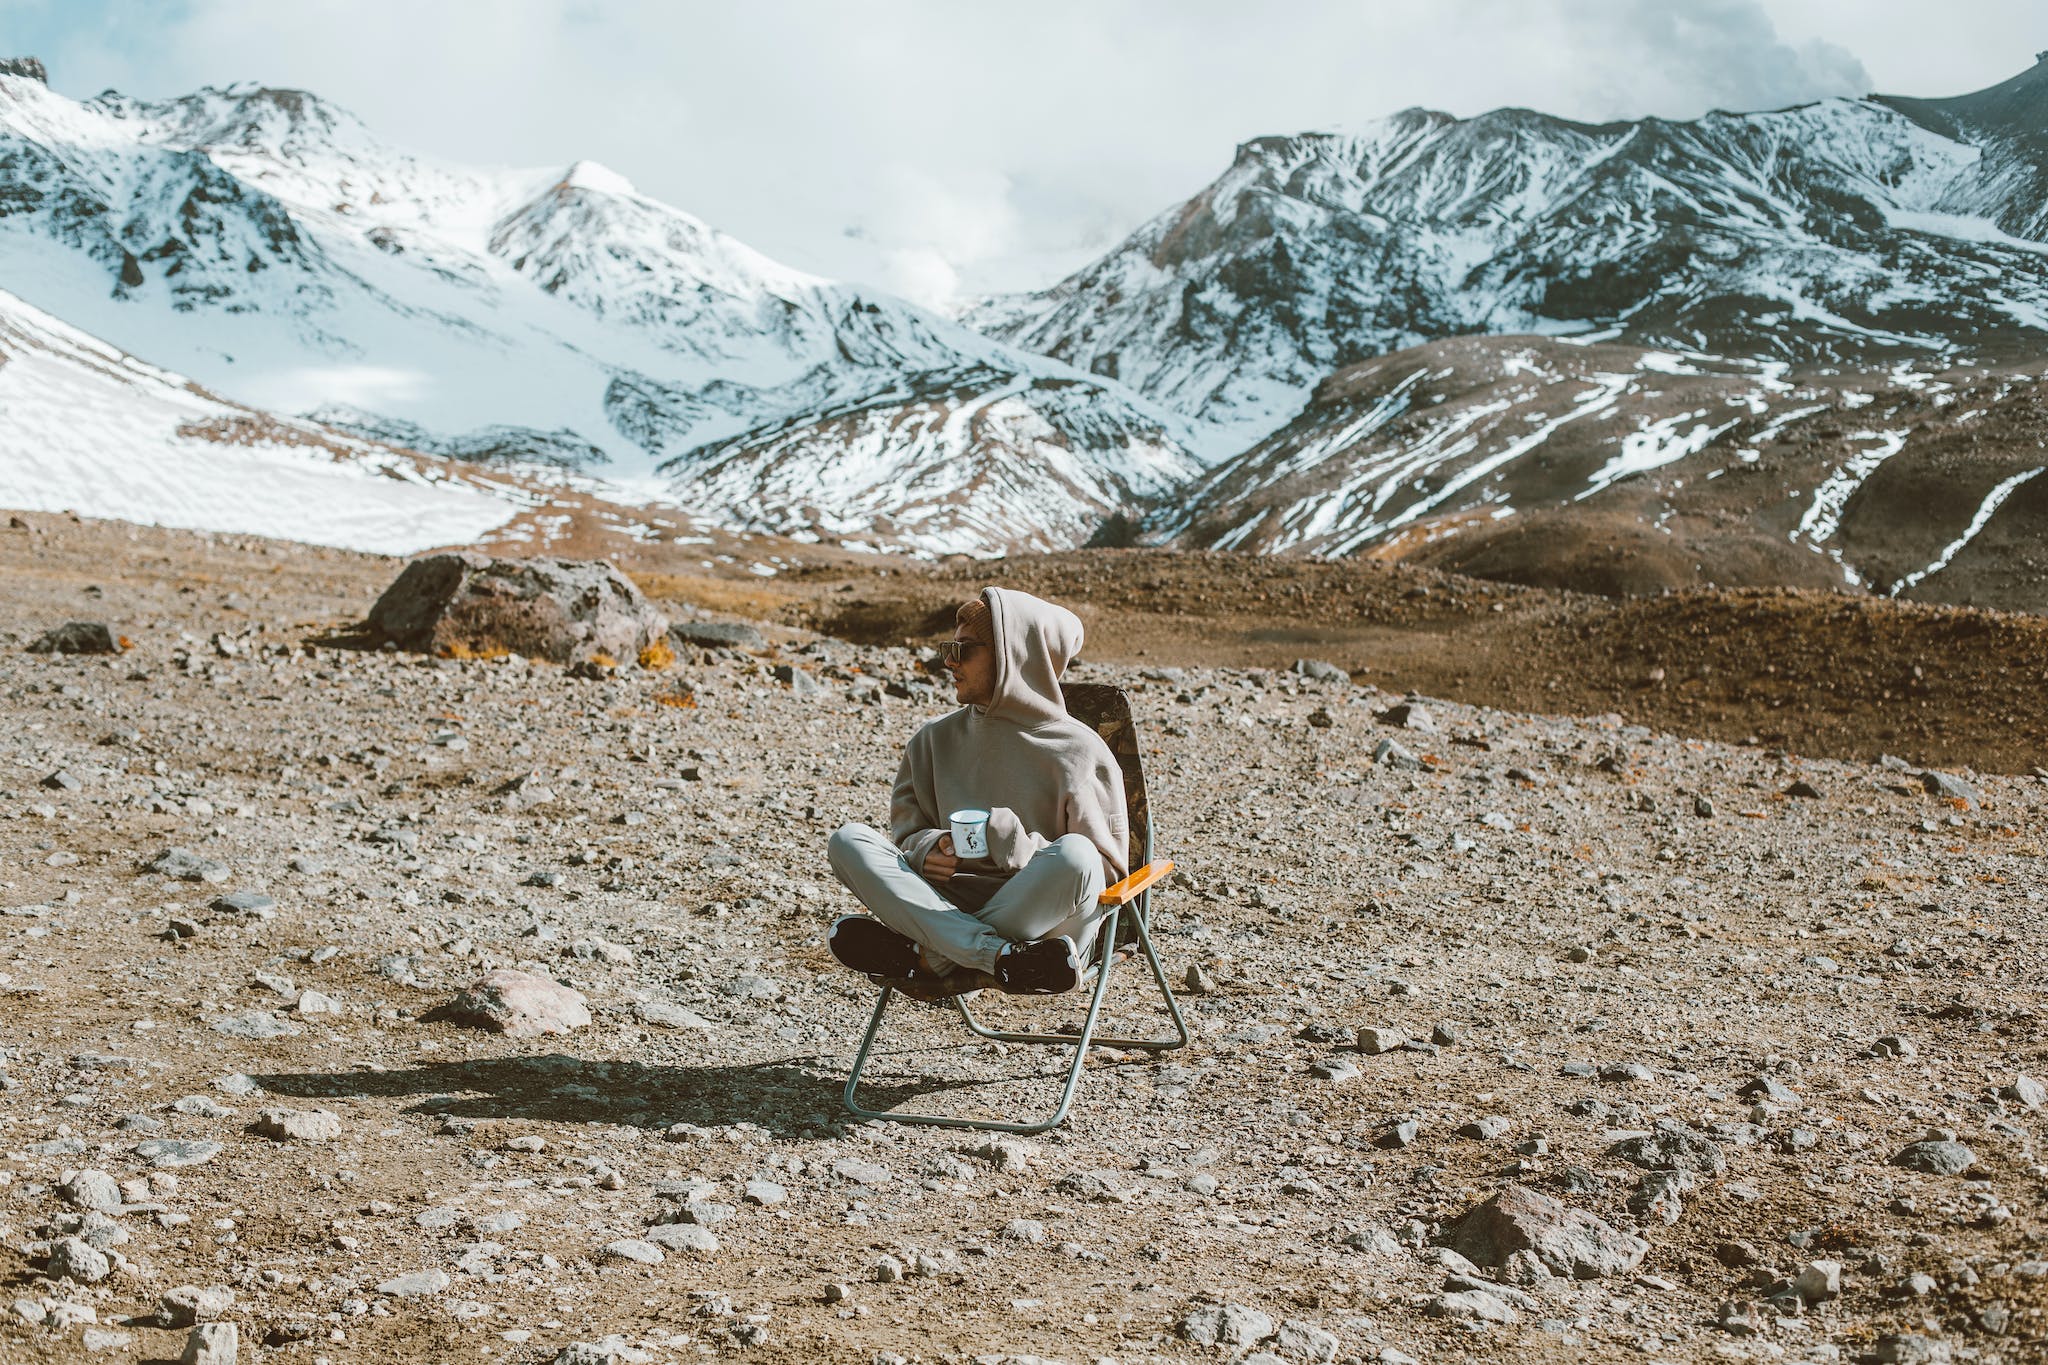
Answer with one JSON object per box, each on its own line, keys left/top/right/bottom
{"left": 0, "top": 513, "right": 2044, "bottom": 1365}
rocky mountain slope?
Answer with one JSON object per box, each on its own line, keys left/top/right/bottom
{"left": 969, "top": 59, "right": 2048, "bottom": 458}
{"left": 0, "top": 63, "right": 1197, "bottom": 555}
{"left": 1154, "top": 337, "right": 2048, "bottom": 611}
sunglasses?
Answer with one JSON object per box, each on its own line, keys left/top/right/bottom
{"left": 937, "top": 639, "right": 988, "bottom": 664}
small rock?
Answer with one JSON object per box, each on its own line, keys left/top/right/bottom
{"left": 1275, "top": 1319, "right": 1340, "bottom": 1364}
{"left": 1293, "top": 659, "right": 1350, "bottom": 685}
{"left": 179, "top": 1321, "right": 238, "bottom": 1365}
{"left": 644, "top": 1223, "right": 718, "bottom": 1256}
{"left": 29, "top": 621, "right": 119, "bottom": 654}
{"left": 49, "top": 1237, "right": 112, "bottom": 1283}
{"left": 1891, "top": 1140, "right": 1975, "bottom": 1176}
{"left": 831, "top": 1158, "right": 894, "bottom": 1186}
{"left": 1373, "top": 738, "right": 1423, "bottom": 771}
{"left": 1439, "top": 1184, "right": 1648, "bottom": 1280}
{"left": 375, "top": 1269, "right": 450, "bottom": 1297}
{"left": 1184, "top": 964, "right": 1217, "bottom": 994}
{"left": 1378, "top": 700, "right": 1436, "bottom": 732}
{"left": 1715, "top": 1240, "right": 1761, "bottom": 1267}
{"left": 1458, "top": 1116, "right": 1511, "bottom": 1141}
{"left": 1716, "top": 1299, "right": 1765, "bottom": 1337}
{"left": 58, "top": 1170, "right": 122, "bottom": 1211}
{"left": 42, "top": 769, "right": 82, "bottom": 791}
{"left": 159, "top": 1285, "right": 235, "bottom": 1327}
{"left": 1427, "top": 1288, "right": 1519, "bottom": 1324}
{"left": 147, "top": 847, "right": 230, "bottom": 884}
{"left": 1628, "top": 1170, "right": 1692, "bottom": 1225}
{"left": 1784, "top": 779, "right": 1825, "bottom": 799}
{"left": 2002, "top": 1074, "right": 2045, "bottom": 1110}
{"left": 1178, "top": 1301, "right": 1275, "bottom": 1347}
{"left": 1873, "top": 1334, "right": 1952, "bottom": 1364}
{"left": 1356, "top": 1026, "right": 1407, "bottom": 1055}
{"left": 135, "top": 1138, "right": 223, "bottom": 1168}
{"left": 634, "top": 1000, "right": 712, "bottom": 1029}
{"left": 1920, "top": 770, "right": 1981, "bottom": 809}
{"left": 209, "top": 890, "right": 276, "bottom": 920}
{"left": 1796, "top": 1259, "right": 1843, "bottom": 1302}
{"left": 440, "top": 969, "right": 590, "bottom": 1038}
{"left": 1608, "top": 1120, "right": 1726, "bottom": 1174}
{"left": 252, "top": 1108, "right": 342, "bottom": 1142}
{"left": 1737, "top": 1075, "right": 1800, "bottom": 1105}
{"left": 210, "top": 1011, "right": 300, "bottom": 1040}
{"left": 601, "top": 1238, "right": 664, "bottom": 1265}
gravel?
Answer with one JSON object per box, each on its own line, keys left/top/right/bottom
{"left": 1, "top": 534, "right": 2044, "bottom": 1362}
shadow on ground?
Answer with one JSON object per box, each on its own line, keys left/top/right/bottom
{"left": 253, "top": 1051, "right": 1021, "bottom": 1135}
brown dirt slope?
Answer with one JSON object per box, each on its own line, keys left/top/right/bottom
{"left": 778, "top": 551, "right": 2048, "bottom": 776}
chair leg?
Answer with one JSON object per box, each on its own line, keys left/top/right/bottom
{"left": 955, "top": 895, "right": 1190, "bottom": 1052}
{"left": 841, "top": 936, "right": 1118, "bottom": 1134}
{"left": 839, "top": 895, "right": 1189, "bottom": 1133}
{"left": 839, "top": 981, "right": 898, "bottom": 1122}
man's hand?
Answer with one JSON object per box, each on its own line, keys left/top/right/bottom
{"left": 921, "top": 833, "right": 958, "bottom": 883}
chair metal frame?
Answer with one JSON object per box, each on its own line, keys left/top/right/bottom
{"left": 841, "top": 684, "right": 1190, "bottom": 1133}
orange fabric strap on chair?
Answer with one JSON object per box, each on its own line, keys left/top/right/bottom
{"left": 1099, "top": 859, "right": 1173, "bottom": 907}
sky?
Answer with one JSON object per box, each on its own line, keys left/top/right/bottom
{"left": 4, "top": 0, "right": 2042, "bottom": 311}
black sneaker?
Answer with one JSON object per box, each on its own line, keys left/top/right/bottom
{"left": 994, "top": 936, "right": 1081, "bottom": 995}
{"left": 827, "top": 916, "right": 919, "bottom": 977}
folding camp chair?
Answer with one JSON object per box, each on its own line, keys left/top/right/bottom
{"left": 841, "top": 682, "right": 1190, "bottom": 1134}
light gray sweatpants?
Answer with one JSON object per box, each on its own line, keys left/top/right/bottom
{"left": 826, "top": 823, "right": 1107, "bottom": 975}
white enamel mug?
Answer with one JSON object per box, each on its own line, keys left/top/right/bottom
{"left": 948, "top": 808, "right": 990, "bottom": 859}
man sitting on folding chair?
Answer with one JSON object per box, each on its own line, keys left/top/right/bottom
{"left": 824, "top": 586, "right": 1126, "bottom": 998}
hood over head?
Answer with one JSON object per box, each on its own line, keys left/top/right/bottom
{"left": 976, "top": 586, "right": 1083, "bottom": 727}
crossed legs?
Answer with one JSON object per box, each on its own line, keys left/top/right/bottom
{"left": 826, "top": 823, "right": 1106, "bottom": 976}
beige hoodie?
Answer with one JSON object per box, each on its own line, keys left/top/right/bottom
{"left": 891, "top": 587, "right": 1128, "bottom": 911}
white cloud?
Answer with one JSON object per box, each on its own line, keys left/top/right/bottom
{"left": 23, "top": 0, "right": 2042, "bottom": 305}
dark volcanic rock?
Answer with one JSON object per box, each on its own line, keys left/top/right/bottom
{"left": 0, "top": 57, "right": 48, "bottom": 84}
{"left": 367, "top": 554, "right": 666, "bottom": 665}
{"left": 28, "top": 620, "right": 118, "bottom": 654}
{"left": 1439, "top": 1184, "right": 1648, "bottom": 1280}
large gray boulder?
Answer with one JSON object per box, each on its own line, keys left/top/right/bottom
{"left": 367, "top": 554, "right": 666, "bottom": 665}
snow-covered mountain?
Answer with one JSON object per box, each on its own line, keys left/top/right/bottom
{"left": 0, "top": 63, "right": 1197, "bottom": 555}
{"left": 1159, "top": 334, "right": 2048, "bottom": 611}
{"left": 0, "top": 285, "right": 524, "bottom": 554}
{"left": 968, "top": 58, "right": 2048, "bottom": 459}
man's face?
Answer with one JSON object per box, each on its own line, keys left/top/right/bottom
{"left": 946, "top": 626, "right": 997, "bottom": 708}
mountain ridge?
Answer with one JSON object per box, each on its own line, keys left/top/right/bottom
{"left": 0, "top": 63, "right": 1199, "bottom": 555}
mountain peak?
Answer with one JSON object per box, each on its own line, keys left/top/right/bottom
{"left": 0, "top": 56, "right": 47, "bottom": 84}
{"left": 558, "top": 160, "right": 636, "bottom": 197}
{"left": 1878, "top": 55, "right": 2048, "bottom": 138}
